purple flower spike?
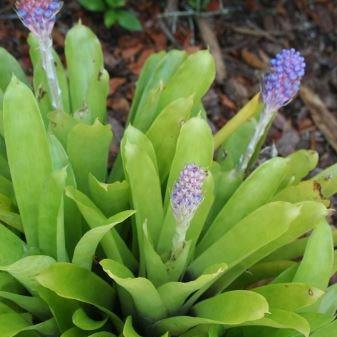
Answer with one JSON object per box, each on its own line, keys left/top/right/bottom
{"left": 171, "top": 164, "right": 206, "bottom": 226}
{"left": 262, "top": 49, "right": 305, "bottom": 112}
{"left": 16, "top": 0, "right": 63, "bottom": 37}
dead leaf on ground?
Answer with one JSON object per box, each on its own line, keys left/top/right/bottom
{"left": 241, "top": 49, "right": 267, "bottom": 70}
{"left": 109, "top": 78, "right": 126, "bottom": 95}
{"left": 300, "top": 86, "right": 337, "bottom": 153}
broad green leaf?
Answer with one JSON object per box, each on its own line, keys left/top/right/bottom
{"left": 293, "top": 220, "right": 333, "bottom": 290}
{"left": 72, "top": 210, "right": 135, "bottom": 270}
{"left": 189, "top": 202, "right": 300, "bottom": 277}
{"left": 49, "top": 110, "right": 79, "bottom": 149}
{"left": 65, "top": 23, "right": 108, "bottom": 123}
{"left": 142, "top": 223, "right": 168, "bottom": 287}
{"left": 254, "top": 283, "right": 323, "bottom": 311}
{"left": 154, "top": 291, "right": 268, "bottom": 335}
{"left": 0, "top": 224, "right": 26, "bottom": 266}
{"left": 272, "top": 180, "right": 329, "bottom": 206}
{"left": 158, "top": 264, "right": 227, "bottom": 315}
{"left": 72, "top": 307, "right": 107, "bottom": 331}
{"left": 310, "top": 163, "right": 337, "bottom": 198}
{"left": 0, "top": 313, "right": 31, "bottom": 337}
{"left": 309, "top": 283, "right": 337, "bottom": 316}
{"left": 66, "top": 186, "right": 137, "bottom": 272}
{"left": 79, "top": 0, "right": 106, "bottom": 11}
{"left": 132, "top": 50, "right": 187, "bottom": 132}
{"left": 242, "top": 309, "right": 310, "bottom": 337}
{"left": 36, "top": 263, "right": 117, "bottom": 314}
{"left": 101, "top": 259, "right": 167, "bottom": 322}
{"left": 310, "top": 320, "right": 337, "bottom": 337}
{"left": 88, "top": 175, "right": 129, "bottom": 217}
{"left": 127, "top": 52, "right": 166, "bottom": 125}
{"left": 280, "top": 150, "right": 318, "bottom": 187}
{"left": 210, "top": 201, "right": 327, "bottom": 294}
{"left": 157, "top": 117, "right": 213, "bottom": 256}
{"left": 3, "top": 77, "right": 53, "bottom": 247}
{"left": 156, "top": 50, "right": 215, "bottom": 119}
{"left": 117, "top": 10, "right": 142, "bottom": 31}
{"left": 229, "top": 260, "right": 296, "bottom": 290}
{"left": 0, "top": 291, "right": 49, "bottom": 320}
{"left": 0, "top": 48, "right": 29, "bottom": 91}
{"left": 123, "top": 316, "right": 142, "bottom": 337}
{"left": 146, "top": 96, "right": 193, "bottom": 181}
{"left": 0, "top": 208, "right": 22, "bottom": 232}
{"left": 122, "top": 127, "right": 163, "bottom": 267}
{"left": 0, "top": 256, "right": 55, "bottom": 295}
{"left": 38, "top": 168, "right": 68, "bottom": 261}
{"left": 104, "top": 10, "right": 119, "bottom": 28}
{"left": 67, "top": 120, "right": 113, "bottom": 194}
{"left": 198, "top": 157, "right": 289, "bottom": 254}
{"left": 193, "top": 291, "right": 268, "bottom": 323}
{"left": 48, "top": 134, "right": 82, "bottom": 256}
{"left": 38, "top": 286, "right": 79, "bottom": 333}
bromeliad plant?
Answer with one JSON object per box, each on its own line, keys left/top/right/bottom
{"left": 0, "top": 1, "right": 336, "bottom": 336}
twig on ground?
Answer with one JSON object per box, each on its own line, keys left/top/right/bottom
{"left": 196, "top": 16, "right": 226, "bottom": 83}
{"left": 300, "top": 86, "right": 337, "bottom": 153}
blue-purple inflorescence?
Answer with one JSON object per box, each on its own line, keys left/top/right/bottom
{"left": 16, "top": 0, "right": 63, "bottom": 37}
{"left": 262, "top": 48, "right": 305, "bottom": 112}
{"left": 171, "top": 164, "right": 206, "bottom": 227}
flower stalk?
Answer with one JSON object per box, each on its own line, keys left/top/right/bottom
{"left": 239, "top": 48, "right": 305, "bottom": 172}
{"left": 16, "top": 0, "right": 63, "bottom": 110}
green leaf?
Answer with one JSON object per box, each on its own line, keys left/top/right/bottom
{"left": 117, "top": 10, "right": 142, "bottom": 31}
{"left": 146, "top": 96, "right": 193, "bottom": 181}
{"left": 104, "top": 10, "right": 119, "bottom": 28}
{"left": 36, "top": 263, "right": 116, "bottom": 313}
{"left": 101, "top": 259, "right": 167, "bottom": 322}
{"left": 154, "top": 290, "right": 268, "bottom": 335}
{"left": 0, "top": 48, "right": 29, "bottom": 91}
{"left": 254, "top": 283, "right": 323, "bottom": 311}
{"left": 0, "top": 313, "right": 31, "bottom": 337}
{"left": 65, "top": 23, "right": 108, "bottom": 123}
{"left": 189, "top": 202, "right": 300, "bottom": 277}
{"left": 0, "top": 224, "right": 26, "bottom": 266}
{"left": 88, "top": 175, "right": 129, "bottom": 217}
{"left": 293, "top": 220, "right": 334, "bottom": 290}
{"left": 3, "top": 77, "right": 53, "bottom": 247}
{"left": 38, "top": 286, "right": 79, "bottom": 333}
{"left": 106, "top": 0, "right": 125, "bottom": 7}
{"left": 123, "top": 316, "right": 142, "bottom": 337}
{"left": 156, "top": 50, "right": 216, "bottom": 119}
{"left": 0, "top": 256, "right": 55, "bottom": 295}
{"left": 38, "top": 168, "right": 68, "bottom": 261}
{"left": 158, "top": 264, "right": 227, "bottom": 315}
{"left": 72, "top": 210, "right": 135, "bottom": 270}
{"left": 48, "top": 134, "right": 82, "bottom": 256}
{"left": 242, "top": 309, "right": 311, "bottom": 337}
{"left": 121, "top": 126, "right": 163, "bottom": 268}
{"left": 78, "top": 0, "right": 106, "bottom": 11}
{"left": 0, "top": 291, "right": 49, "bottom": 320}
{"left": 127, "top": 51, "right": 166, "bottom": 125}
{"left": 72, "top": 307, "right": 107, "bottom": 331}
{"left": 198, "top": 157, "right": 289, "bottom": 254}
{"left": 67, "top": 120, "right": 113, "bottom": 194}
{"left": 310, "top": 163, "right": 337, "bottom": 198}
{"left": 131, "top": 50, "right": 187, "bottom": 132}
{"left": 66, "top": 186, "right": 137, "bottom": 272}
